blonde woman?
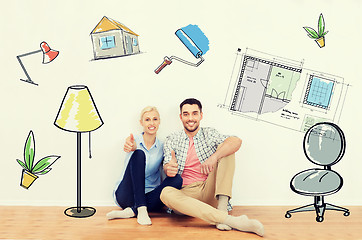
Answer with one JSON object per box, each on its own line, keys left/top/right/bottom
{"left": 107, "top": 106, "right": 182, "bottom": 225}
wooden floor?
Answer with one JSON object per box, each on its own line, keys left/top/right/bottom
{"left": 0, "top": 206, "right": 361, "bottom": 240}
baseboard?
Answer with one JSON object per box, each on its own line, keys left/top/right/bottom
{"left": 0, "top": 200, "right": 116, "bottom": 206}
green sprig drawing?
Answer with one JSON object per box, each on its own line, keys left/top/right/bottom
{"left": 16, "top": 130, "right": 60, "bottom": 176}
{"left": 303, "top": 13, "right": 329, "bottom": 40}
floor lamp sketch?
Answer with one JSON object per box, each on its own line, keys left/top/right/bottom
{"left": 16, "top": 41, "right": 59, "bottom": 86}
{"left": 54, "top": 85, "right": 104, "bottom": 218}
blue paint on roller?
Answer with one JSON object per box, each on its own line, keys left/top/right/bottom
{"left": 175, "top": 24, "right": 209, "bottom": 58}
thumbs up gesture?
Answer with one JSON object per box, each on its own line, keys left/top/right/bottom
{"left": 164, "top": 150, "right": 178, "bottom": 177}
{"left": 124, "top": 133, "right": 137, "bottom": 153}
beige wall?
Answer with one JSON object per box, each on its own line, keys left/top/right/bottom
{"left": 1, "top": 0, "right": 361, "bottom": 207}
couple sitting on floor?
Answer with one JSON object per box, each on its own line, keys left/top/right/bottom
{"left": 106, "top": 98, "right": 264, "bottom": 237}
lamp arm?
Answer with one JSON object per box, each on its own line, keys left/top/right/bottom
{"left": 17, "top": 49, "right": 42, "bottom": 58}
{"left": 16, "top": 49, "right": 42, "bottom": 86}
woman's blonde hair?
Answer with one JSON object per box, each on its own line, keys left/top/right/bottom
{"left": 140, "top": 106, "right": 160, "bottom": 121}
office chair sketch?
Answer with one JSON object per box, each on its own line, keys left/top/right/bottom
{"left": 285, "top": 122, "right": 350, "bottom": 222}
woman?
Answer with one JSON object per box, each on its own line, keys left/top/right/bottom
{"left": 107, "top": 106, "right": 182, "bottom": 225}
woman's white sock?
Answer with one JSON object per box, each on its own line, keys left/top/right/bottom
{"left": 106, "top": 207, "right": 135, "bottom": 220}
{"left": 137, "top": 206, "right": 152, "bottom": 225}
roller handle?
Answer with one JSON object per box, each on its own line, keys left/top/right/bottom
{"left": 155, "top": 57, "right": 172, "bottom": 74}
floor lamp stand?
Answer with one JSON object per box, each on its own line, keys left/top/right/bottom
{"left": 64, "top": 132, "right": 96, "bottom": 218}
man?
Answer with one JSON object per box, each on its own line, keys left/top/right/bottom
{"left": 160, "top": 98, "right": 264, "bottom": 236}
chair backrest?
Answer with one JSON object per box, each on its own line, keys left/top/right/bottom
{"left": 303, "top": 122, "right": 346, "bottom": 167}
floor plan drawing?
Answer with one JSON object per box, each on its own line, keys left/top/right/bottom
{"left": 230, "top": 55, "right": 302, "bottom": 114}
{"left": 220, "top": 48, "right": 350, "bottom": 132}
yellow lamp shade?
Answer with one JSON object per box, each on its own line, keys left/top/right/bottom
{"left": 54, "top": 85, "right": 103, "bottom": 132}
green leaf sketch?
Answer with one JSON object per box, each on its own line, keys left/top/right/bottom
{"left": 16, "top": 130, "right": 60, "bottom": 176}
{"left": 24, "top": 131, "right": 35, "bottom": 171}
{"left": 303, "top": 13, "right": 328, "bottom": 39}
{"left": 16, "top": 159, "right": 27, "bottom": 170}
{"left": 32, "top": 156, "right": 60, "bottom": 174}
{"left": 303, "top": 27, "right": 319, "bottom": 39}
{"left": 34, "top": 168, "right": 52, "bottom": 175}
{"left": 318, "top": 14, "right": 325, "bottom": 36}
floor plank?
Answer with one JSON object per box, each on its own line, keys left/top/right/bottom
{"left": 0, "top": 206, "right": 360, "bottom": 239}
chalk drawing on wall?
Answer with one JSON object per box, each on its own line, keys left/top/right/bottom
{"left": 16, "top": 130, "right": 61, "bottom": 189}
{"left": 54, "top": 85, "right": 104, "bottom": 218}
{"left": 285, "top": 122, "right": 350, "bottom": 222}
{"left": 90, "top": 16, "right": 140, "bottom": 60}
{"left": 155, "top": 24, "right": 209, "bottom": 74}
{"left": 303, "top": 75, "right": 334, "bottom": 110}
{"left": 229, "top": 51, "right": 302, "bottom": 114}
{"left": 218, "top": 48, "right": 350, "bottom": 132}
{"left": 303, "top": 13, "right": 328, "bottom": 48}
{"left": 16, "top": 41, "right": 59, "bottom": 86}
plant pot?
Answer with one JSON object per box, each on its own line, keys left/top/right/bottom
{"left": 315, "top": 36, "right": 325, "bottom": 48}
{"left": 20, "top": 169, "right": 38, "bottom": 189}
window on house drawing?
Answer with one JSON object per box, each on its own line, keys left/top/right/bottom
{"left": 133, "top": 38, "right": 138, "bottom": 46}
{"left": 303, "top": 75, "right": 334, "bottom": 110}
{"left": 100, "top": 36, "right": 116, "bottom": 49}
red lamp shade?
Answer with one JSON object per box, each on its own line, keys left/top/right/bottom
{"left": 40, "top": 41, "right": 59, "bottom": 64}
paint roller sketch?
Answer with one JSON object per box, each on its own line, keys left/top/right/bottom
{"left": 155, "top": 24, "right": 209, "bottom": 74}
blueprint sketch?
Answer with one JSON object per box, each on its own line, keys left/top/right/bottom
{"left": 219, "top": 48, "right": 350, "bottom": 132}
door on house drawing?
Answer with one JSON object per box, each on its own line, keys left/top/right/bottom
{"left": 125, "top": 35, "right": 133, "bottom": 54}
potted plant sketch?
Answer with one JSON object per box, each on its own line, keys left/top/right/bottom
{"left": 303, "top": 13, "right": 329, "bottom": 48}
{"left": 16, "top": 130, "right": 61, "bottom": 189}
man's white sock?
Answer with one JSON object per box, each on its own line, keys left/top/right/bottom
{"left": 223, "top": 215, "right": 264, "bottom": 236}
{"left": 216, "top": 195, "right": 232, "bottom": 231}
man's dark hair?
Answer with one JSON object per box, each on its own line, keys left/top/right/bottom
{"left": 180, "top": 98, "right": 202, "bottom": 112}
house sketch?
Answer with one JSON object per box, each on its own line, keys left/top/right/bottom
{"left": 219, "top": 48, "right": 350, "bottom": 132}
{"left": 90, "top": 16, "right": 140, "bottom": 60}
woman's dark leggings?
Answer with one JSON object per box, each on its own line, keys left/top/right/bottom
{"left": 114, "top": 149, "right": 183, "bottom": 215}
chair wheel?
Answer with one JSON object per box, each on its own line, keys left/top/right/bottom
{"left": 316, "top": 216, "right": 324, "bottom": 222}
{"left": 285, "top": 213, "right": 291, "bottom": 218}
{"left": 344, "top": 211, "right": 350, "bottom": 216}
